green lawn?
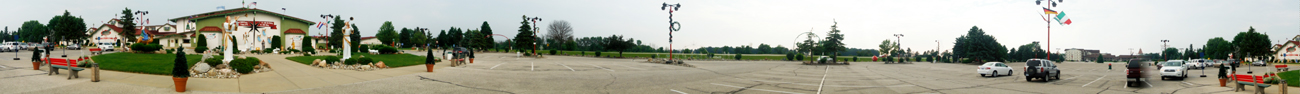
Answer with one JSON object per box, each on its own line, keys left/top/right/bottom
{"left": 92, "top": 52, "right": 203, "bottom": 75}
{"left": 476, "top": 49, "right": 896, "bottom": 61}
{"left": 1279, "top": 70, "right": 1300, "bottom": 87}
{"left": 285, "top": 53, "right": 434, "bottom": 67}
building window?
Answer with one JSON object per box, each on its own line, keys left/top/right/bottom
{"left": 183, "top": 39, "right": 191, "bottom": 43}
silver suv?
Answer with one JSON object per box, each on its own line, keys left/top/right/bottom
{"left": 1024, "top": 59, "right": 1060, "bottom": 82}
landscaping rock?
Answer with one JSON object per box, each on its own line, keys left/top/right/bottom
{"left": 375, "top": 61, "right": 389, "bottom": 68}
{"left": 311, "top": 59, "right": 322, "bottom": 67}
{"left": 192, "top": 63, "right": 212, "bottom": 72}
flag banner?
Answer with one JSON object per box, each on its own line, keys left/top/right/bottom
{"left": 1043, "top": 8, "right": 1058, "bottom": 14}
{"left": 1055, "top": 12, "right": 1072, "bottom": 25}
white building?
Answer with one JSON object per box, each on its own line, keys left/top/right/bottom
{"left": 168, "top": 8, "right": 315, "bottom": 52}
{"left": 1274, "top": 35, "right": 1300, "bottom": 63}
{"left": 1064, "top": 48, "right": 1099, "bottom": 62}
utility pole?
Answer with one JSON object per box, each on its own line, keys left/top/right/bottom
{"left": 525, "top": 16, "right": 542, "bottom": 56}
{"left": 1162, "top": 40, "right": 1169, "bottom": 60}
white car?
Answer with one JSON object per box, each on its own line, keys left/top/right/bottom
{"left": 97, "top": 43, "right": 115, "bottom": 51}
{"left": 1187, "top": 59, "right": 1206, "bottom": 69}
{"left": 0, "top": 42, "right": 18, "bottom": 52}
{"left": 1252, "top": 60, "right": 1268, "bottom": 66}
{"left": 978, "top": 62, "right": 1014, "bottom": 77}
{"left": 1159, "top": 60, "right": 1188, "bottom": 80}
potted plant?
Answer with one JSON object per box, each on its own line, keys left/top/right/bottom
{"left": 31, "top": 49, "right": 41, "bottom": 70}
{"left": 171, "top": 49, "right": 190, "bottom": 92}
{"left": 425, "top": 50, "right": 435, "bottom": 72}
{"left": 1218, "top": 64, "right": 1228, "bottom": 87}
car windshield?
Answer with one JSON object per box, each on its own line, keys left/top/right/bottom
{"left": 1163, "top": 61, "right": 1183, "bottom": 66}
{"left": 982, "top": 63, "right": 997, "bottom": 66}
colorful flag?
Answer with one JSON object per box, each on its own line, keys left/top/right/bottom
{"left": 1055, "top": 11, "right": 1072, "bottom": 25}
{"left": 1043, "top": 8, "right": 1058, "bottom": 14}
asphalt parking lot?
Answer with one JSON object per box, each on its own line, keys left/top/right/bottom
{"left": 352, "top": 52, "right": 1289, "bottom": 94}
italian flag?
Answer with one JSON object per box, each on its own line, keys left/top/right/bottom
{"left": 1055, "top": 11, "right": 1073, "bottom": 25}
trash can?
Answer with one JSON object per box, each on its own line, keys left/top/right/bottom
{"left": 92, "top": 63, "right": 100, "bottom": 82}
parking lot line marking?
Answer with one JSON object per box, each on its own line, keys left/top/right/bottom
{"left": 531, "top": 62, "right": 535, "bottom": 71}
{"left": 617, "top": 64, "right": 645, "bottom": 70}
{"left": 1181, "top": 81, "right": 1194, "bottom": 86}
{"left": 1082, "top": 75, "right": 1107, "bottom": 87}
{"left": 1145, "top": 80, "right": 1155, "bottom": 87}
{"left": 670, "top": 89, "right": 687, "bottom": 94}
{"left": 816, "top": 66, "right": 829, "bottom": 94}
{"left": 489, "top": 62, "right": 507, "bottom": 69}
{"left": 711, "top": 83, "right": 805, "bottom": 94}
{"left": 587, "top": 64, "right": 615, "bottom": 72}
{"left": 556, "top": 62, "right": 575, "bottom": 71}
{"left": 737, "top": 78, "right": 913, "bottom": 87}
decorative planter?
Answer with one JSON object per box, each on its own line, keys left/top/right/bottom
{"left": 425, "top": 64, "right": 434, "bottom": 72}
{"left": 172, "top": 77, "right": 188, "bottom": 92}
{"left": 470, "top": 58, "right": 475, "bottom": 63}
{"left": 32, "top": 62, "right": 39, "bottom": 70}
{"left": 1218, "top": 78, "right": 1227, "bottom": 87}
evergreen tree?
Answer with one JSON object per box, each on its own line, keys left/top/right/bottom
{"left": 436, "top": 30, "right": 447, "bottom": 48}
{"left": 1232, "top": 27, "right": 1272, "bottom": 60}
{"left": 822, "top": 21, "right": 845, "bottom": 59}
{"left": 118, "top": 8, "right": 138, "bottom": 42}
{"left": 195, "top": 34, "right": 208, "bottom": 53}
{"left": 399, "top": 27, "right": 412, "bottom": 48}
{"left": 350, "top": 24, "right": 361, "bottom": 52}
{"left": 47, "top": 10, "right": 87, "bottom": 42}
{"left": 480, "top": 21, "right": 494, "bottom": 49}
{"left": 329, "top": 16, "right": 344, "bottom": 48}
{"left": 301, "top": 37, "right": 314, "bottom": 53}
{"left": 953, "top": 26, "right": 1007, "bottom": 63}
{"left": 270, "top": 35, "right": 281, "bottom": 49}
{"left": 514, "top": 15, "right": 536, "bottom": 53}
{"left": 18, "top": 21, "right": 47, "bottom": 42}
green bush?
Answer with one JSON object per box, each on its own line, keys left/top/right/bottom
{"left": 358, "top": 57, "right": 374, "bottom": 65}
{"left": 204, "top": 57, "right": 223, "bottom": 67}
{"left": 786, "top": 53, "right": 795, "bottom": 61}
{"left": 195, "top": 35, "right": 208, "bottom": 53}
{"left": 372, "top": 45, "right": 399, "bottom": 54}
{"left": 550, "top": 50, "right": 557, "bottom": 55}
{"left": 194, "top": 47, "right": 208, "bottom": 53}
{"left": 795, "top": 53, "right": 804, "bottom": 61}
{"left": 324, "top": 56, "right": 340, "bottom": 64}
{"left": 359, "top": 45, "right": 370, "bottom": 52}
{"left": 343, "top": 57, "right": 359, "bottom": 65}
{"left": 734, "top": 54, "right": 742, "bottom": 60}
{"left": 230, "top": 57, "right": 258, "bottom": 74}
{"left": 853, "top": 57, "right": 859, "bottom": 61}
{"left": 595, "top": 52, "right": 602, "bottom": 57}
{"left": 166, "top": 49, "right": 175, "bottom": 54}
{"left": 129, "top": 43, "right": 162, "bottom": 53}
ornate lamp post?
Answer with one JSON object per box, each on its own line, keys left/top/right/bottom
{"left": 524, "top": 16, "right": 541, "bottom": 56}
{"left": 662, "top": 3, "right": 682, "bottom": 62}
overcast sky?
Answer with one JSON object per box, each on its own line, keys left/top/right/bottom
{"left": 3, "top": 0, "right": 1298, "bottom": 55}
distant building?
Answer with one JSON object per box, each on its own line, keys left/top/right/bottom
{"left": 168, "top": 8, "right": 315, "bottom": 52}
{"left": 1065, "top": 48, "right": 1100, "bottom": 62}
{"left": 1274, "top": 35, "right": 1300, "bottom": 63}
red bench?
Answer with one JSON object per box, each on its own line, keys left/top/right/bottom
{"left": 1232, "top": 74, "right": 1273, "bottom": 94}
{"left": 88, "top": 48, "right": 103, "bottom": 55}
{"left": 1278, "top": 65, "right": 1290, "bottom": 71}
{"left": 45, "top": 57, "right": 89, "bottom": 79}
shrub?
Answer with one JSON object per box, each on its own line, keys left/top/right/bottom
{"left": 324, "top": 56, "right": 340, "bottom": 64}
{"left": 378, "top": 46, "right": 398, "bottom": 54}
{"left": 550, "top": 50, "right": 557, "bottom": 55}
{"left": 853, "top": 57, "right": 859, "bottom": 61}
{"left": 358, "top": 57, "right": 374, "bottom": 65}
{"left": 795, "top": 53, "right": 804, "bottom": 61}
{"left": 786, "top": 53, "right": 795, "bottom": 61}
{"left": 343, "top": 58, "right": 359, "bottom": 65}
{"left": 425, "top": 50, "right": 436, "bottom": 64}
{"left": 204, "top": 57, "right": 223, "bottom": 67}
{"left": 172, "top": 50, "right": 190, "bottom": 77}
{"left": 594, "top": 52, "right": 602, "bottom": 57}
{"left": 129, "top": 43, "right": 162, "bottom": 53}
{"left": 303, "top": 53, "right": 312, "bottom": 56}
{"left": 734, "top": 54, "right": 742, "bottom": 60}
{"left": 195, "top": 34, "right": 208, "bottom": 53}
{"left": 230, "top": 57, "right": 258, "bottom": 74}
{"left": 194, "top": 47, "right": 208, "bottom": 53}
{"left": 359, "top": 45, "right": 370, "bottom": 52}
{"left": 166, "top": 49, "right": 175, "bottom": 54}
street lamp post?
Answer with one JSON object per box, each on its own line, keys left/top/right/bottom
{"left": 894, "top": 34, "right": 903, "bottom": 62}
{"left": 662, "top": 3, "right": 682, "bottom": 63}
{"left": 524, "top": 16, "right": 541, "bottom": 56}
{"left": 1161, "top": 40, "right": 1169, "bottom": 60}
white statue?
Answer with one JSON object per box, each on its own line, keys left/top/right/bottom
{"left": 340, "top": 19, "right": 353, "bottom": 61}
{"left": 222, "top": 16, "right": 238, "bottom": 63}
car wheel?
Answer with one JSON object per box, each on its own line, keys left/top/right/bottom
{"left": 980, "top": 74, "right": 986, "bottom": 77}
{"left": 1161, "top": 76, "right": 1166, "bottom": 80}
{"left": 992, "top": 71, "right": 998, "bottom": 77}
{"left": 1026, "top": 76, "right": 1033, "bottom": 81}
{"left": 1043, "top": 74, "right": 1050, "bottom": 81}
{"left": 1053, "top": 71, "right": 1060, "bottom": 80}
{"left": 1006, "top": 70, "right": 1013, "bottom": 76}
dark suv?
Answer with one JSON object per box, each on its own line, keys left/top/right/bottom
{"left": 1125, "top": 59, "right": 1148, "bottom": 86}
{"left": 1024, "top": 59, "right": 1059, "bottom": 82}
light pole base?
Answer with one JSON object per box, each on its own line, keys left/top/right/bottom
{"left": 12, "top": 58, "right": 18, "bottom": 60}
{"left": 61, "top": 55, "right": 67, "bottom": 57}
{"left": 1200, "top": 75, "right": 1207, "bottom": 77}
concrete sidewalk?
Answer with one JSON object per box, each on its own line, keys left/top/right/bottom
{"left": 2, "top": 53, "right": 449, "bottom": 93}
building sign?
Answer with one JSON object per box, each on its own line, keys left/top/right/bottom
{"left": 236, "top": 21, "right": 277, "bottom": 29}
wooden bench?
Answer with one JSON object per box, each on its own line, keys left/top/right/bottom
{"left": 1233, "top": 74, "right": 1273, "bottom": 94}
{"left": 45, "top": 57, "right": 90, "bottom": 79}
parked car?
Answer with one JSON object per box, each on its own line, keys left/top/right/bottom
{"left": 97, "top": 43, "right": 115, "bottom": 51}
{"left": 1023, "top": 59, "right": 1059, "bottom": 82}
{"left": 65, "top": 44, "right": 80, "bottom": 50}
{"left": 1252, "top": 60, "right": 1267, "bottom": 66}
{"left": 1125, "top": 59, "right": 1148, "bottom": 86}
{"left": 1187, "top": 59, "right": 1206, "bottom": 69}
{"left": 978, "top": 62, "right": 1014, "bottom": 77}
{"left": 0, "top": 42, "right": 19, "bottom": 52}
{"left": 1159, "top": 60, "right": 1188, "bottom": 80}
